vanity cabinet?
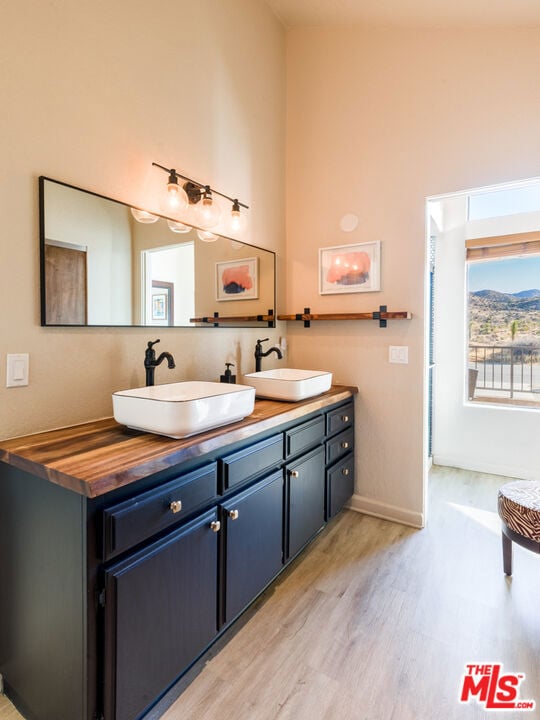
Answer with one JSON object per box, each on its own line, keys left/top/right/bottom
{"left": 0, "top": 389, "right": 355, "bottom": 720}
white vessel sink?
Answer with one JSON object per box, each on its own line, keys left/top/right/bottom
{"left": 243, "top": 368, "right": 332, "bottom": 401}
{"left": 112, "top": 381, "right": 255, "bottom": 439}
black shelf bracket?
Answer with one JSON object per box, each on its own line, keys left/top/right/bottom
{"left": 372, "top": 305, "right": 388, "bottom": 328}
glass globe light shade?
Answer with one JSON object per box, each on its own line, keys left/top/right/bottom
{"left": 130, "top": 207, "right": 159, "bottom": 224}
{"left": 167, "top": 219, "right": 191, "bottom": 234}
{"left": 195, "top": 190, "right": 221, "bottom": 229}
{"left": 161, "top": 180, "right": 188, "bottom": 215}
{"left": 197, "top": 229, "right": 218, "bottom": 242}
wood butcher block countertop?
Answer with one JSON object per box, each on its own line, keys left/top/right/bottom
{"left": 0, "top": 386, "right": 356, "bottom": 498}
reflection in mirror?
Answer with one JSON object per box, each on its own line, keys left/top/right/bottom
{"left": 39, "top": 177, "right": 275, "bottom": 328}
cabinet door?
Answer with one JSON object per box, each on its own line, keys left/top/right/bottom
{"left": 286, "top": 446, "right": 325, "bottom": 560}
{"left": 103, "top": 509, "right": 219, "bottom": 720}
{"left": 327, "top": 453, "right": 355, "bottom": 520}
{"left": 221, "top": 471, "right": 283, "bottom": 626}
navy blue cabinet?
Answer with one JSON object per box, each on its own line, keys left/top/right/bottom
{"left": 0, "top": 394, "right": 355, "bottom": 720}
{"left": 103, "top": 509, "right": 219, "bottom": 720}
{"left": 325, "top": 400, "right": 355, "bottom": 520}
{"left": 286, "top": 446, "right": 326, "bottom": 560}
{"left": 327, "top": 453, "right": 355, "bottom": 519}
{"left": 221, "top": 471, "right": 284, "bottom": 626}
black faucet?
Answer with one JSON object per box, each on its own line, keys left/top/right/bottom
{"left": 144, "top": 339, "right": 176, "bottom": 386}
{"left": 254, "top": 338, "right": 283, "bottom": 372}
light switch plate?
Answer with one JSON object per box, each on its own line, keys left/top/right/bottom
{"left": 6, "top": 353, "right": 29, "bottom": 387}
{"left": 389, "top": 346, "right": 408, "bottom": 364}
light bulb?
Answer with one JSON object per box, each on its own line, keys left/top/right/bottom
{"left": 160, "top": 170, "right": 188, "bottom": 215}
{"left": 229, "top": 200, "right": 247, "bottom": 236}
{"left": 130, "top": 207, "right": 159, "bottom": 224}
{"left": 167, "top": 219, "right": 191, "bottom": 234}
{"left": 197, "top": 229, "right": 218, "bottom": 242}
{"left": 195, "top": 187, "right": 221, "bottom": 229}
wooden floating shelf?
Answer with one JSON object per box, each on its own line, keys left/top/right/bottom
{"left": 190, "top": 311, "right": 275, "bottom": 326}
{"left": 277, "top": 306, "right": 412, "bottom": 328}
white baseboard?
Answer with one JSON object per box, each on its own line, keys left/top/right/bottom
{"left": 433, "top": 455, "right": 539, "bottom": 482}
{"left": 347, "top": 494, "right": 424, "bottom": 529}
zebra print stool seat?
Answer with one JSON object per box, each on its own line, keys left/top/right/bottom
{"left": 498, "top": 480, "right": 540, "bottom": 576}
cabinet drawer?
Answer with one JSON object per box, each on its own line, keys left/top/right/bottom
{"left": 285, "top": 415, "right": 325, "bottom": 458}
{"left": 220, "top": 434, "right": 283, "bottom": 492}
{"left": 326, "top": 427, "right": 354, "bottom": 466}
{"left": 327, "top": 453, "right": 354, "bottom": 520}
{"left": 103, "top": 463, "right": 218, "bottom": 560}
{"left": 326, "top": 401, "right": 354, "bottom": 437}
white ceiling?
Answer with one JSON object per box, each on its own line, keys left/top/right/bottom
{"left": 265, "top": 0, "right": 540, "bottom": 28}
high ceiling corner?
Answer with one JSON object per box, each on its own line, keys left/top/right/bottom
{"left": 264, "top": 0, "right": 540, "bottom": 28}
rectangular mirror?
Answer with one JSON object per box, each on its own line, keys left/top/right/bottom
{"left": 39, "top": 177, "right": 275, "bottom": 328}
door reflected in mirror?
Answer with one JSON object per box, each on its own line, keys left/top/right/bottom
{"left": 39, "top": 177, "right": 275, "bottom": 328}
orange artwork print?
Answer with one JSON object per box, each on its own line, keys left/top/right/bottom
{"left": 221, "top": 265, "right": 253, "bottom": 294}
{"left": 326, "top": 251, "right": 371, "bottom": 286}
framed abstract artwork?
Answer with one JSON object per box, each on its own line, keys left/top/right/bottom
{"left": 216, "top": 257, "right": 259, "bottom": 301}
{"left": 319, "top": 241, "right": 381, "bottom": 294}
{"left": 150, "top": 280, "right": 174, "bottom": 325}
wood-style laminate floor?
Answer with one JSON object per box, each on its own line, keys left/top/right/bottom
{"left": 2, "top": 466, "right": 539, "bottom": 720}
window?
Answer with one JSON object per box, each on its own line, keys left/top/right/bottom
{"left": 468, "top": 183, "right": 540, "bottom": 220}
{"left": 467, "top": 252, "right": 540, "bottom": 407}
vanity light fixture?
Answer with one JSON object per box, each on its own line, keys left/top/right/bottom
{"left": 152, "top": 162, "right": 248, "bottom": 234}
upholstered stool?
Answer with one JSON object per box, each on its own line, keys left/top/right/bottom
{"left": 498, "top": 480, "right": 540, "bottom": 575}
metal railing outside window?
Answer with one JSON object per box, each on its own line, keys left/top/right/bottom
{"left": 468, "top": 344, "right": 540, "bottom": 399}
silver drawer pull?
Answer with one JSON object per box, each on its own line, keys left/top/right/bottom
{"left": 210, "top": 520, "right": 221, "bottom": 533}
{"left": 290, "top": 470, "right": 299, "bottom": 478}
{"left": 341, "top": 441, "right": 350, "bottom": 450}
{"left": 341, "top": 415, "right": 349, "bottom": 422}
{"left": 342, "top": 468, "right": 350, "bottom": 476}
{"left": 228, "top": 509, "right": 239, "bottom": 520}
{"left": 169, "top": 500, "right": 183, "bottom": 514}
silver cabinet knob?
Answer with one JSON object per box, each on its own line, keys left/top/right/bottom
{"left": 169, "top": 500, "right": 183, "bottom": 514}
{"left": 290, "top": 470, "right": 299, "bottom": 478}
{"left": 210, "top": 520, "right": 221, "bottom": 533}
{"left": 342, "top": 468, "right": 350, "bottom": 476}
{"left": 341, "top": 441, "right": 349, "bottom": 450}
{"left": 341, "top": 415, "right": 349, "bottom": 422}
{"left": 228, "top": 509, "right": 239, "bottom": 520}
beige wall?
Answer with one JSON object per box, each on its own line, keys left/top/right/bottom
{"left": 0, "top": 0, "right": 285, "bottom": 440}
{"left": 286, "top": 27, "right": 540, "bottom": 525}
